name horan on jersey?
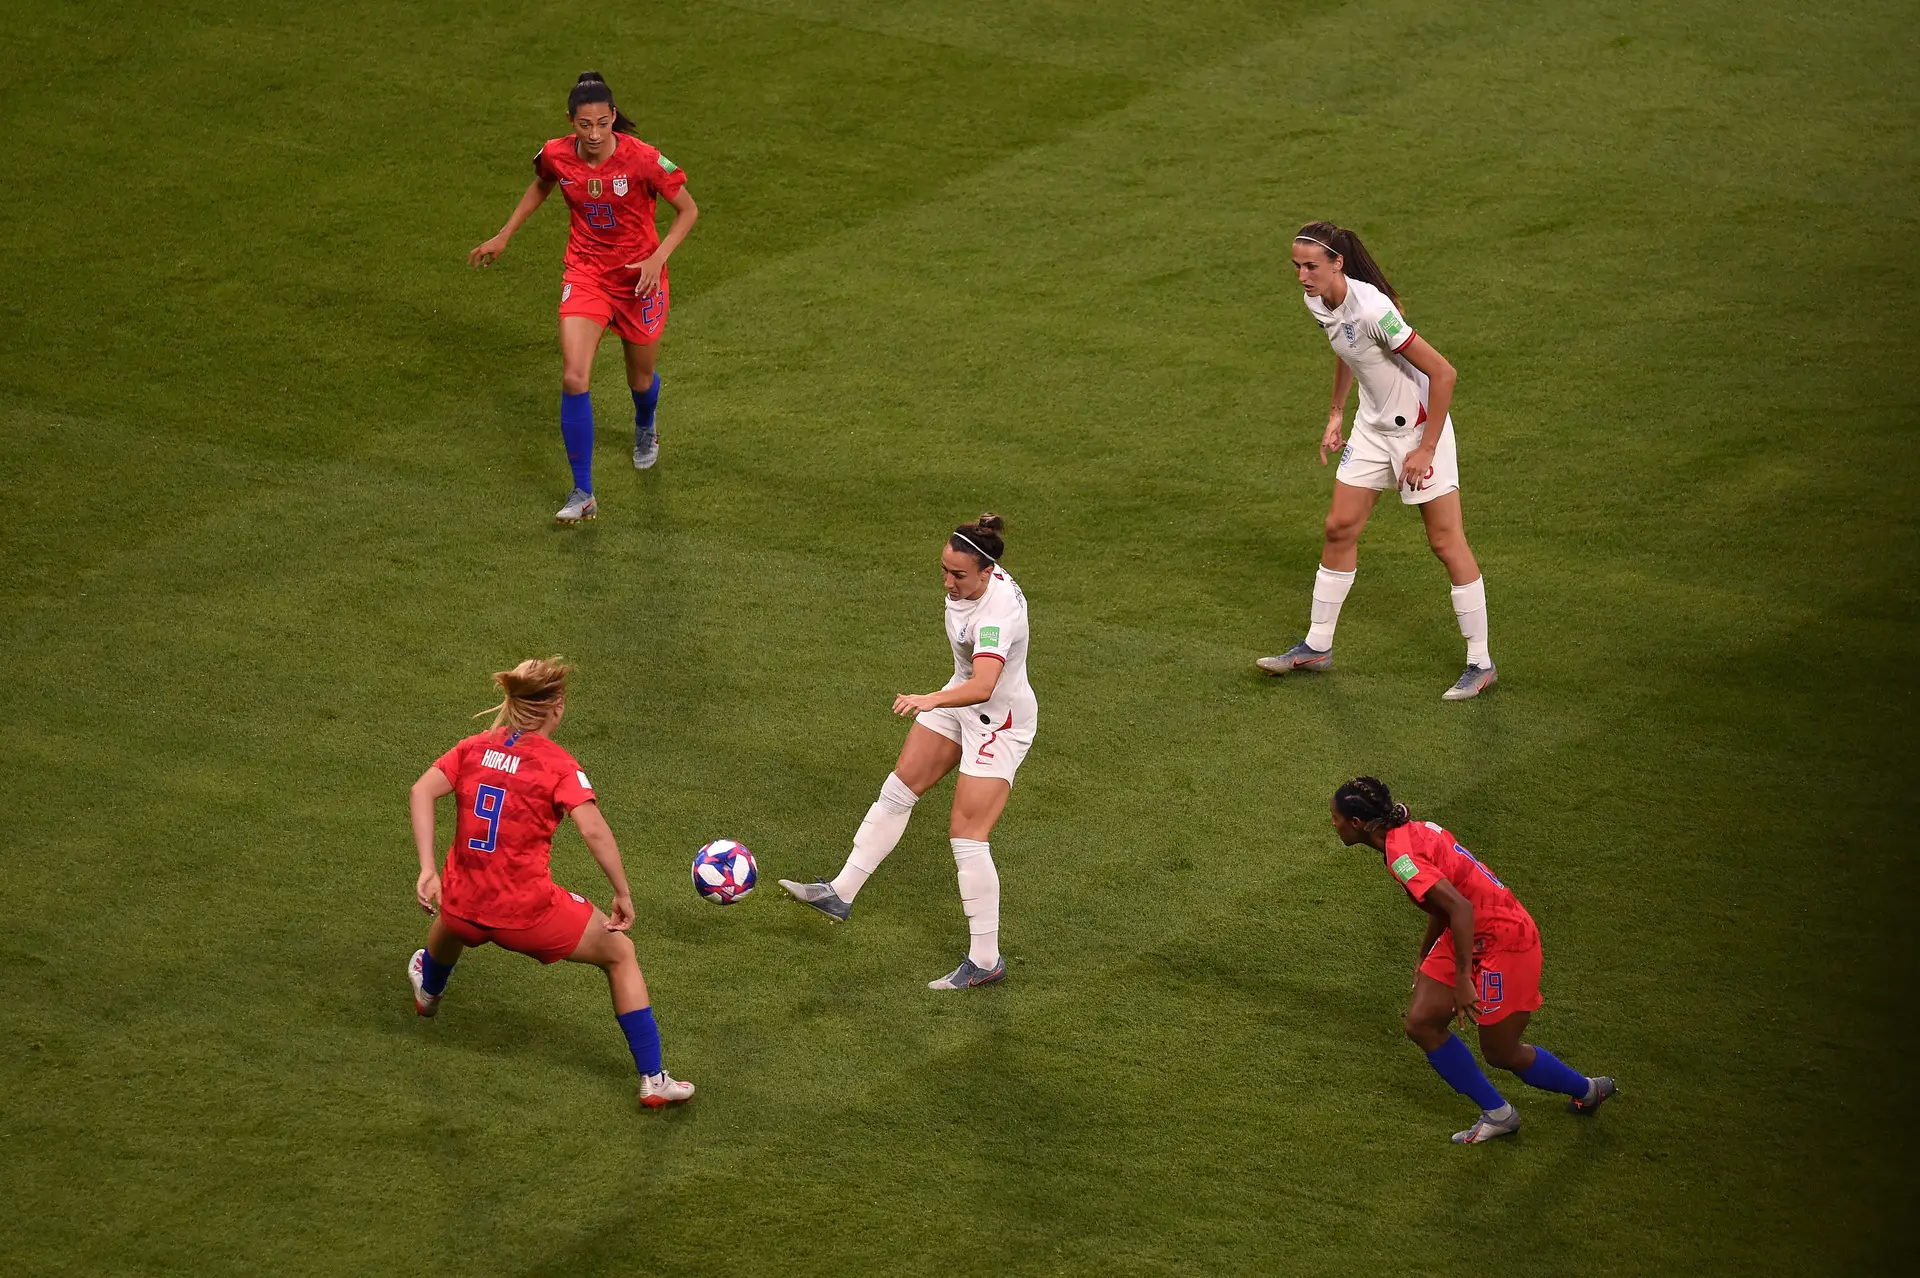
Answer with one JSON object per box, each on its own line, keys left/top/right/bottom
{"left": 481, "top": 748, "right": 522, "bottom": 775}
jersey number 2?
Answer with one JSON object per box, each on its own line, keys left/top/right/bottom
{"left": 469, "top": 784, "right": 506, "bottom": 853}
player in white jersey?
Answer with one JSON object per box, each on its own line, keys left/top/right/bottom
{"left": 779, "top": 513, "right": 1036, "bottom": 989}
{"left": 1257, "top": 221, "right": 1496, "bottom": 699}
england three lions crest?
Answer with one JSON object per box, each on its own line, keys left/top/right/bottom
{"left": 612, "top": 175, "right": 629, "bottom": 197}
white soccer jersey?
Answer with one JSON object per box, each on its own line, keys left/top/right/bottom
{"left": 1305, "top": 277, "right": 1428, "bottom": 435}
{"left": 943, "top": 567, "right": 1037, "bottom": 730}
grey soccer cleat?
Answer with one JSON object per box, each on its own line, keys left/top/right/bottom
{"left": 778, "top": 878, "right": 851, "bottom": 922}
{"left": 1257, "top": 641, "right": 1332, "bottom": 676}
{"left": 1442, "top": 663, "right": 1497, "bottom": 700}
{"left": 633, "top": 423, "right": 659, "bottom": 470}
{"left": 554, "top": 487, "right": 598, "bottom": 524}
{"left": 1451, "top": 1106, "right": 1521, "bottom": 1144}
{"left": 928, "top": 955, "right": 1006, "bottom": 990}
{"left": 1569, "top": 1076, "right": 1617, "bottom": 1116}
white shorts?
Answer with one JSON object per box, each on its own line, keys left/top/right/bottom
{"left": 916, "top": 705, "right": 1035, "bottom": 785}
{"left": 1335, "top": 418, "right": 1459, "bottom": 505}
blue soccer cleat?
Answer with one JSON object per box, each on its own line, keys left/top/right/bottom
{"left": 1442, "top": 663, "right": 1497, "bottom": 700}
{"left": 1569, "top": 1076, "right": 1617, "bottom": 1115}
{"left": 1257, "top": 641, "right": 1332, "bottom": 676}
{"left": 778, "top": 878, "right": 851, "bottom": 923}
{"left": 928, "top": 955, "right": 1006, "bottom": 990}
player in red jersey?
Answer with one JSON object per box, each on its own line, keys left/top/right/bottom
{"left": 1331, "top": 776, "right": 1615, "bottom": 1144}
{"left": 405, "top": 657, "right": 693, "bottom": 1108}
{"left": 469, "top": 72, "right": 699, "bottom": 523}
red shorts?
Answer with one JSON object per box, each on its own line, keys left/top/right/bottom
{"left": 440, "top": 882, "right": 595, "bottom": 965}
{"left": 558, "top": 269, "right": 669, "bottom": 344}
{"left": 1419, "top": 925, "right": 1544, "bottom": 1025}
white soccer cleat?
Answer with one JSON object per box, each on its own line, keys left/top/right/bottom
{"left": 555, "top": 487, "right": 598, "bottom": 524}
{"left": 1442, "top": 663, "right": 1497, "bottom": 700}
{"left": 407, "top": 949, "right": 440, "bottom": 1018}
{"left": 1451, "top": 1106, "right": 1521, "bottom": 1144}
{"left": 639, "top": 1070, "right": 695, "bottom": 1108}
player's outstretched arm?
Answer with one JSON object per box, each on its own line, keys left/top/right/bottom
{"left": 893, "top": 656, "right": 1004, "bottom": 716}
{"left": 1396, "top": 335, "right": 1457, "bottom": 485}
{"left": 1321, "top": 355, "right": 1355, "bottom": 465}
{"left": 570, "top": 801, "right": 635, "bottom": 931}
{"left": 470, "top": 176, "right": 557, "bottom": 267}
{"left": 628, "top": 187, "right": 699, "bottom": 298}
{"left": 410, "top": 766, "right": 454, "bottom": 913}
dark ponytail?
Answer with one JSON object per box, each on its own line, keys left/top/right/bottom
{"left": 1296, "top": 221, "right": 1400, "bottom": 307}
{"left": 1333, "top": 776, "right": 1411, "bottom": 830}
{"left": 568, "top": 71, "right": 640, "bottom": 135}
{"left": 950, "top": 512, "right": 1006, "bottom": 568}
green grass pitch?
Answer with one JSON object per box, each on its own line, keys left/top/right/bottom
{"left": 2, "top": 0, "right": 1914, "bottom": 1272}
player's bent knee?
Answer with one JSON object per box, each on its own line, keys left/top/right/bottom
{"left": 1404, "top": 1015, "right": 1447, "bottom": 1048}
{"left": 561, "top": 372, "right": 592, "bottom": 395}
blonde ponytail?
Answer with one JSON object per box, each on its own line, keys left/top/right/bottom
{"left": 476, "top": 657, "right": 574, "bottom": 732}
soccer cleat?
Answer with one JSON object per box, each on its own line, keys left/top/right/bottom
{"left": 633, "top": 424, "right": 660, "bottom": 470}
{"left": 555, "top": 487, "right": 597, "bottom": 524}
{"left": 1569, "top": 1075, "right": 1617, "bottom": 1116}
{"left": 1256, "top": 641, "right": 1332, "bottom": 676}
{"left": 1451, "top": 1106, "right": 1522, "bottom": 1145}
{"left": 407, "top": 949, "right": 440, "bottom": 1019}
{"left": 1442, "top": 663, "right": 1497, "bottom": 700}
{"left": 639, "top": 1070, "right": 695, "bottom": 1108}
{"left": 777, "top": 878, "right": 851, "bottom": 922}
{"left": 928, "top": 955, "right": 1006, "bottom": 990}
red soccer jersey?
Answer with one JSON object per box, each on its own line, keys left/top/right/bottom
{"left": 533, "top": 133, "right": 687, "bottom": 279}
{"left": 433, "top": 729, "right": 597, "bottom": 928}
{"left": 1383, "top": 821, "right": 1537, "bottom": 943}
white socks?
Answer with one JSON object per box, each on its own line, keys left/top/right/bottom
{"left": 1450, "top": 576, "right": 1492, "bottom": 667}
{"left": 951, "top": 838, "right": 1000, "bottom": 967}
{"left": 1305, "top": 564, "right": 1356, "bottom": 651}
{"left": 830, "top": 772, "right": 919, "bottom": 901}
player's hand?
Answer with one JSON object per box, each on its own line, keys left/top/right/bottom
{"left": 1401, "top": 444, "right": 1437, "bottom": 490}
{"left": 892, "top": 692, "right": 937, "bottom": 716}
{"left": 1453, "top": 977, "right": 1481, "bottom": 1028}
{"left": 416, "top": 869, "right": 442, "bottom": 915}
{"left": 469, "top": 234, "right": 510, "bottom": 267}
{"left": 1319, "top": 414, "right": 1345, "bottom": 466}
{"left": 627, "top": 252, "right": 665, "bottom": 297}
{"left": 605, "top": 893, "right": 635, "bottom": 932}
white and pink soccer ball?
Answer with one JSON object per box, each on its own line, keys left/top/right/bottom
{"left": 691, "top": 839, "right": 757, "bottom": 904}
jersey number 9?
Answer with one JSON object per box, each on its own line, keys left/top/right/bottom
{"left": 469, "top": 784, "right": 506, "bottom": 853}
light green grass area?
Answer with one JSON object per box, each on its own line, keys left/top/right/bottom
{"left": 2, "top": 0, "right": 1914, "bottom": 1273}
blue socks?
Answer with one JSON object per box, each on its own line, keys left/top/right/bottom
{"left": 632, "top": 374, "right": 660, "bottom": 441}
{"left": 1515, "top": 1047, "right": 1591, "bottom": 1098}
{"left": 1425, "top": 1034, "right": 1508, "bottom": 1111}
{"left": 420, "top": 951, "right": 455, "bottom": 997}
{"left": 616, "top": 1006, "right": 663, "bottom": 1077}
{"left": 560, "top": 390, "right": 594, "bottom": 492}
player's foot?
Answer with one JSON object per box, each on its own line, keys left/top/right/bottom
{"left": 407, "top": 949, "right": 440, "bottom": 1018}
{"left": 777, "top": 878, "right": 851, "bottom": 922}
{"left": 928, "top": 955, "right": 1006, "bottom": 990}
{"left": 639, "top": 1070, "right": 694, "bottom": 1108}
{"left": 1569, "top": 1076, "right": 1617, "bottom": 1115}
{"left": 555, "top": 487, "right": 597, "bottom": 524}
{"left": 1451, "top": 1105, "right": 1521, "bottom": 1144}
{"left": 1442, "top": 663, "right": 1497, "bottom": 700}
{"left": 633, "top": 424, "right": 659, "bottom": 470}
{"left": 1257, "top": 641, "right": 1332, "bottom": 676}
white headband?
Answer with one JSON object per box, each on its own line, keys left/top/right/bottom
{"left": 953, "top": 531, "right": 999, "bottom": 565}
{"left": 1295, "top": 234, "right": 1338, "bottom": 255}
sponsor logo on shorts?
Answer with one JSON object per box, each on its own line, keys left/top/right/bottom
{"left": 612, "top": 176, "right": 629, "bottom": 197}
{"left": 1379, "top": 309, "right": 1406, "bottom": 339}
{"left": 562, "top": 283, "right": 572, "bottom": 302}
{"left": 978, "top": 625, "right": 1001, "bottom": 648}
{"left": 570, "top": 892, "right": 587, "bottom": 904}
{"left": 1391, "top": 854, "right": 1420, "bottom": 884}
{"left": 587, "top": 178, "right": 602, "bottom": 198}
{"left": 577, "top": 770, "right": 592, "bottom": 789}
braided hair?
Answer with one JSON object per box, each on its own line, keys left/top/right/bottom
{"left": 1333, "top": 776, "right": 1411, "bottom": 830}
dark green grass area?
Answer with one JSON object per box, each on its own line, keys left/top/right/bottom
{"left": 2, "top": 0, "right": 1915, "bottom": 1272}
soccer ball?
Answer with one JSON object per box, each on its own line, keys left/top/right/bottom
{"left": 691, "top": 839, "right": 757, "bottom": 904}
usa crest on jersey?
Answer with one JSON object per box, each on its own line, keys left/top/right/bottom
{"left": 612, "top": 176, "right": 629, "bottom": 197}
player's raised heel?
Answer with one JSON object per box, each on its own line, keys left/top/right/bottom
{"left": 928, "top": 955, "right": 1006, "bottom": 990}
{"left": 1451, "top": 1106, "right": 1521, "bottom": 1144}
{"left": 639, "top": 1070, "right": 694, "bottom": 1108}
{"left": 1442, "top": 663, "right": 1496, "bottom": 700}
{"left": 1569, "top": 1076, "right": 1616, "bottom": 1115}
{"left": 407, "top": 949, "right": 440, "bottom": 1019}
{"left": 777, "top": 878, "right": 852, "bottom": 922}
{"left": 555, "top": 487, "right": 598, "bottom": 524}
{"left": 1257, "top": 641, "right": 1332, "bottom": 676}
